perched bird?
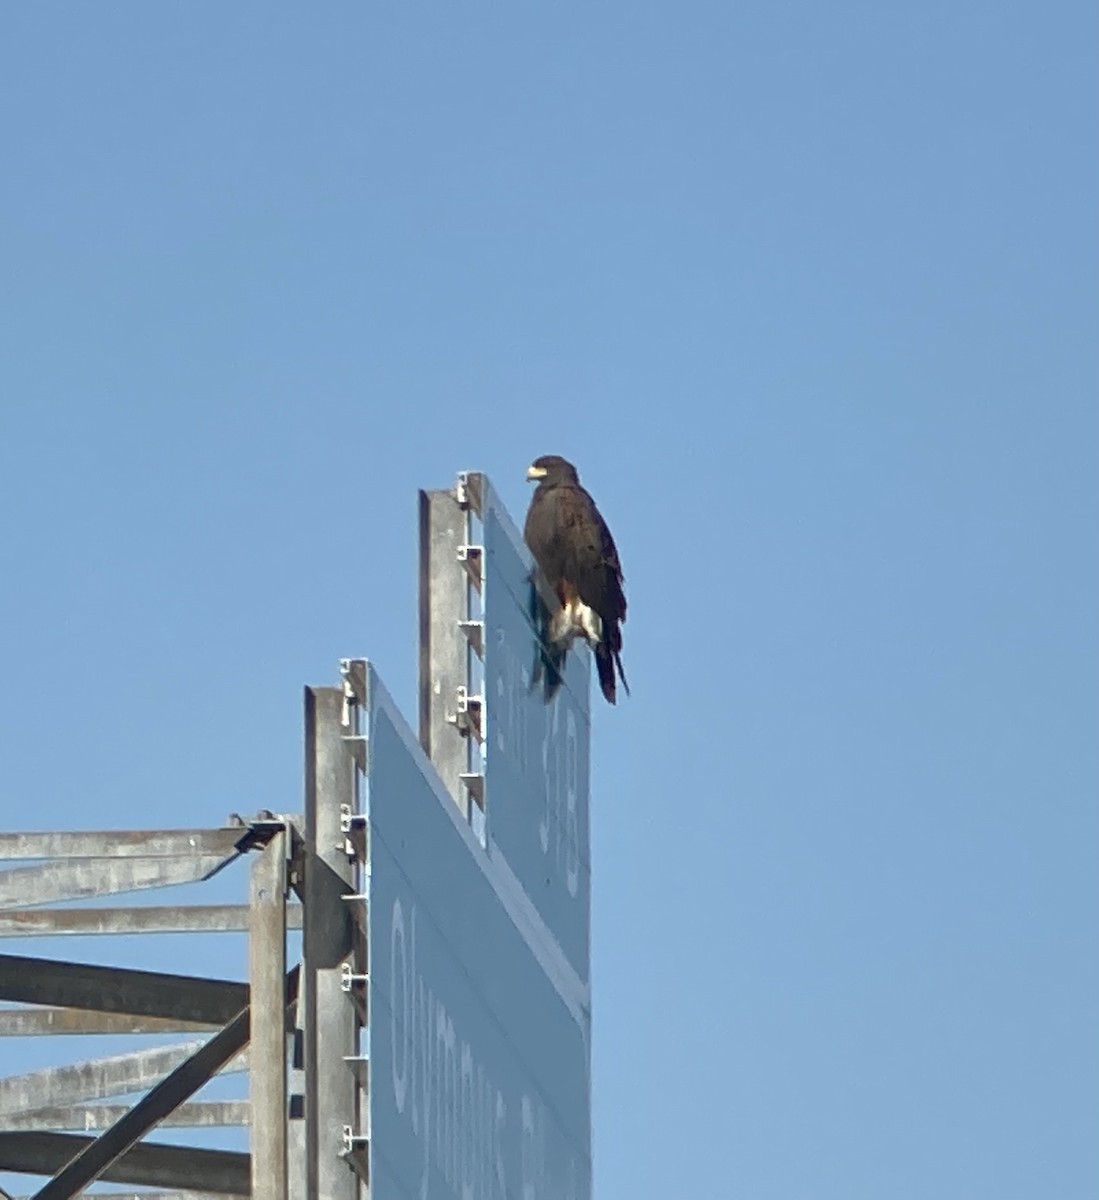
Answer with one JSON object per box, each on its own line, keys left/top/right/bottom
{"left": 523, "top": 455, "right": 629, "bottom": 704}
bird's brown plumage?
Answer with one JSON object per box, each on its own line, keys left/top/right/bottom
{"left": 523, "top": 455, "right": 629, "bottom": 704}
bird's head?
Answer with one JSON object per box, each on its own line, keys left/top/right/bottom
{"left": 526, "top": 455, "right": 580, "bottom": 486}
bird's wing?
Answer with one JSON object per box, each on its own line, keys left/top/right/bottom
{"left": 557, "top": 486, "right": 626, "bottom": 625}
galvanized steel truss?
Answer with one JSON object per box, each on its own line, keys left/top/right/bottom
{"left": 1, "top": 473, "right": 500, "bottom": 1199}
{"left": 0, "top": 674, "right": 370, "bottom": 1200}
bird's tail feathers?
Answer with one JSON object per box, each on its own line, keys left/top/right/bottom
{"left": 596, "top": 644, "right": 630, "bottom": 704}
{"left": 596, "top": 648, "right": 617, "bottom": 705}
{"left": 614, "top": 650, "right": 630, "bottom": 698}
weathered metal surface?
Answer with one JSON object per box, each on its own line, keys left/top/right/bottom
{"left": 0, "top": 954, "right": 248, "bottom": 1023}
{"left": 250, "top": 830, "right": 288, "bottom": 1200}
{"left": 0, "top": 1041, "right": 247, "bottom": 1118}
{"left": 0, "top": 1008, "right": 219, "bottom": 1036}
{"left": 0, "top": 1133, "right": 248, "bottom": 1194}
{"left": 0, "top": 1099, "right": 250, "bottom": 1130}
{"left": 419, "top": 487, "right": 472, "bottom": 814}
{"left": 341, "top": 658, "right": 368, "bottom": 708}
{"left": 0, "top": 903, "right": 302, "bottom": 938}
{"left": 345, "top": 1142, "right": 370, "bottom": 1186}
{"left": 288, "top": 992, "right": 307, "bottom": 1200}
{"left": 10, "top": 1193, "right": 229, "bottom": 1200}
{"left": 367, "top": 668, "right": 592, "bottom": 1200}
{"left": 0, "top": 856, "right": 229, "bottom": 910}
{"left": 287, "top": 821, "right": 309, "bottom": 1200}
{"left": 303, "top": 686, "right": 359, "bottom": 1200}
{"left": 11, "top": 1193, "right": 230, "bottom": 1200}
{"left": 28, "top": 991, "right": 262, "bottom": 1200}
{"left": 0, "top": 829, "right": 241, "bottom": 860}
{"left": 0, "top": 763, "right": 337, "bottom": 1199}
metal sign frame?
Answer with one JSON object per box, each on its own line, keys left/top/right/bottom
{"left": 0, "top": 470, "right": 592, "bottom": 1199}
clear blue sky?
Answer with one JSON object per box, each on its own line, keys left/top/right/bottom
{"left": 2, "top": 3, "right": 1097, "bottom": 1197}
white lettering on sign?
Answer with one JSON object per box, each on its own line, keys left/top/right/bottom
{"left": 539, "top": 700, "right": 580, "bottom": 899}
{"left": 491, "top": 624, "right": 583, "bottom": 903}
{"left": 521, "top": 1092, "right": 580, "bottom": 1200}
{"left": 390, "top": 898, "right": 508, "bottom": 1200}
{"left": 521, "top": 1094, "right": 543, "bottom": 1200}
{"left": 492, "top": 625, "right": 530, "bottom": 775}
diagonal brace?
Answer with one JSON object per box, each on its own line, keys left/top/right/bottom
{"left": 31, "top": 965, "right": 300, "bottom": 1200}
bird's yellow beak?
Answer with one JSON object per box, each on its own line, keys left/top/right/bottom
{"left": 526, "top": 465, "right": 547, "bottom": 482}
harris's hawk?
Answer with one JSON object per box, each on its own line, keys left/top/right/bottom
{"left": 524, "top": 455, "right": 629, "bottom": 704}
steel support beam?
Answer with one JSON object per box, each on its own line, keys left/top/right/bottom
{"left": 288, "top": 975, "right": 307, "bottom": 1200}
{"left": 0, "top": 1008, "right": 219, "bottom": 1036}
{"left": 28, "top": 989, "right": 263, "bottom": 1200}
{"left": 0, "top": 856, "right": 229, "bottom": 909}
{"left": 0, "top": 828, "right": 242, "bottom": 860}
{"left": 0, "top": 1041, "right": 246, "bottom": 1119}
{"left": 303, "top": 685, "right": 358, "bottom": 1200}
{"left": 0, "top": 903, "right": 302, "bottom": 938}
{"left": 250, "top": 829, "right": 288, "bottom": 1200}
{"left": 0, "top": 954, "right": 247, "bottom": 1024}
{"left": 419, "top": 487, "right": 471, "bottom": 811}
{"left": 1, "top": 1099, "right": 250, "bottom": 1130}
{"left": 10, "top": 1193, "right": 228, "bottom": 1200}
{"left": 26, "top": 967, "right": 300, "bottom": 1200}
{"left": 0, "top": 1134, "right": 248, "bottom": 1193}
